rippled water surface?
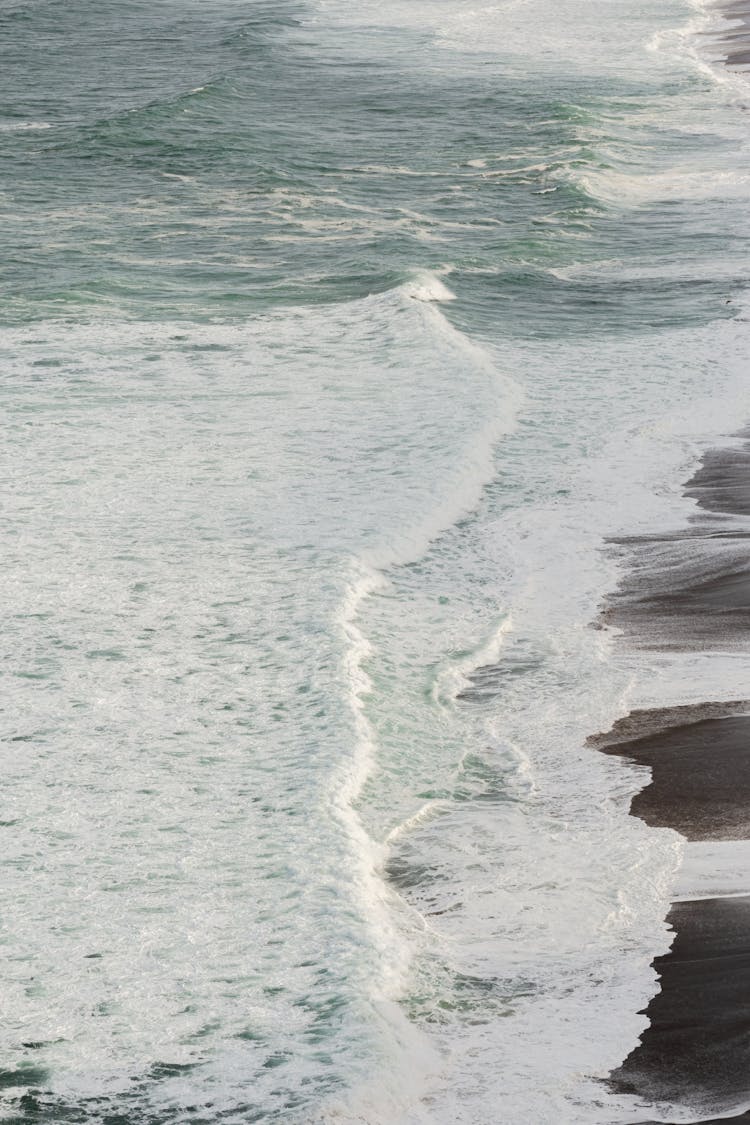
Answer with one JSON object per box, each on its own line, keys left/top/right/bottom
{"left": 3, "top": 0, "right": 750, "bottom": 1121}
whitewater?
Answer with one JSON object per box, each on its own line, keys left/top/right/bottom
{"left": 2, "top": 0, "right": 750, "bottom": 1121}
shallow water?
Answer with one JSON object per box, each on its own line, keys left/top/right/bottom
{"left": 2, "top": 0, "right": 750, "bottom": 1121}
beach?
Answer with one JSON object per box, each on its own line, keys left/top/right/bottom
{"left": 712, "top": 1, "right": 750, "bottom": 67}
{"left": 594, "top": 428, "right": 750, "bottom": 1118}
{"left": 3, "top": 0, "right": 750, "bottom": 1120}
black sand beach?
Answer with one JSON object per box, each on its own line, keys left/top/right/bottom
{"left": 686, "top": 444, "right": 750, "bottom": 514}
{"left": 593, "top": 708, "right": 750, "bottom": 839}
{"left": 602, "top": 438, "right": 750, "bottom": 649}
{"left": 706, "top": 0, "right": 750, "bottom": 67}
{"left": 595, "top": 435, "right": 750, "bottom": 1119}
{"left": 719, "top": 2, "right": 750, "bottom": 67}
{"left": 636, "top": 1110, "right": 750, "bottom": 1123}
{"left": 612, "top": 896, "right": 750, "bottom": 1116}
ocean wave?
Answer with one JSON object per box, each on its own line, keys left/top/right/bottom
{"left": 401, "top": 270, "right": 456, "bottom": 302}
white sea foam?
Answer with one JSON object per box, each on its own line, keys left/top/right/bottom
{"left": 0, "top": 120, "right": 51, "bottom": 131}
{"left": 348, "top": 281, "right": 750, "bottom": 1123}
{"left": 8, "top": 0, "right": 750, "bottom": 1119}
{"left": 579, "top": 164, "right": 750, "bottom": 206}
{"left": 431, "top": 613, "right": 514, "bottom": 706}
{"left": 676, "top": 841, "right": 750, "bottom": 899}
{"left": 320, "top": 565, "right": 440, "bottom": 1122}
{"left": 402, "top": 271, "right": 456, "bottom": 302}
{"left": 316, "top": 274, "right": 524, "bottom": 1115}
{"left": 0, "top": 271, "right": 522, "bottom": 1120}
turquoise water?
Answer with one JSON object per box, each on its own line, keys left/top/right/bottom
{"left": 3, "top": 0, "right": 750, "bottom": 1121}
{"left": 3, "top": 0, "right": 739, "bottom": 327}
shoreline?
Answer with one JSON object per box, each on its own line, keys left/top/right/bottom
{"left": 717, "top": 2, "right": 750, "bottom": 68}
{"left": 613, "top": 895, "right": 750, "bottom": 1116}
{"left": 594, "top": 436, "right": 750, "bottom": 1120}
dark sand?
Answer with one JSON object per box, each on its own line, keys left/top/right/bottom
{"left": 588, "top": 700, "right": 750, "bottom": 749}
{"left": 611, "top": 896, "right": 750, "bottom": 1117}
{"left": 597, "top": 433, "right": 750, "bottom": 1117}
{"left": 686, "top": 445, "right": 750, "bottom": 515}
{"left": 593, "top": 707, "right": 750, "bottom": 840}
{"left": 602, "top": 535, "right": 750, "bottom": 649}
{"left": 600, "top": 441, "right": 750, "bottom": 648}
{"left": 635, "top": 1114, "right": 750, "bottom": 1124}
{"left": 712, "top": 1, "right": 750, "bottom": 67}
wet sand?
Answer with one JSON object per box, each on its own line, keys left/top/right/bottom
{"left": 601, "top": 441, "right": 750, "bottom": 648}
{"left": 601, "top": 541, "right": 750, "bottom": 649}
{"left": 594, "top": 436, "right": 750, "bottom": 1118}
{"left": 636, "top": 1112, "right": 750, "bottom": 1124}
{"left": 612, "top": 897, "right": 750, "bottom": 1117}
{"left": 592, "top": 13, "right": 750, "bottom": 1118}
{"left": 594, "top": 709, "right": 750, "bottom": 840}
{"left": 712, "top": 1, "right": 750, "bottom": 68}
{"left": 686, "top": 444, "right": 750, "bottom": 514}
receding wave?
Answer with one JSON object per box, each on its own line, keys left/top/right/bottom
{"left": 0, "top": 273, "right": 519, "bottom": 1122}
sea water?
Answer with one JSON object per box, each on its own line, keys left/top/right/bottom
{"left": 2, "top": 0, "right": 750, "bottom": 1121}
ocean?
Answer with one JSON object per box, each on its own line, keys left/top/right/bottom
{"left": 2, "top": 0, "right": 750, "bottom": 1121}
